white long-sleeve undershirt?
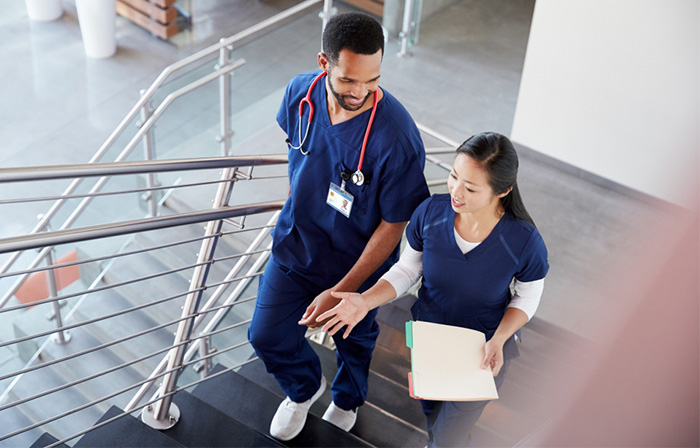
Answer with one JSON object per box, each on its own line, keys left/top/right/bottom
{"left": 380, "top": 229, "right": 544, "bottom": 320}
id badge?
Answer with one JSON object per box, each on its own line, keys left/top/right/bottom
{"left": 327, "top": 182, "right": 353, "bottom": 218}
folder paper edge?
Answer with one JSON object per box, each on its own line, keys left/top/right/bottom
{"left": 405, "top": 321, "right": 421, "bottom": 399}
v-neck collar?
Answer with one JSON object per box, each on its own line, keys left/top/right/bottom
{"left": 448, "top": 211, "right": 506, "bottom": 259}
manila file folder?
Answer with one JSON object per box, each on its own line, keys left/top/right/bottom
{"left": 405, "top": 320, "right": 499, "bottom": 401}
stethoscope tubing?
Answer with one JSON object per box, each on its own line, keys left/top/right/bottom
{"left": 290, "top": 71, "right": 377, "bottom": 186}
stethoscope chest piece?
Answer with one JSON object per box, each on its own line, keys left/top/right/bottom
{"left": 351, "top": 170, "right": 365, "bottom": 187}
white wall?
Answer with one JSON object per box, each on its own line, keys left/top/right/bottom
{"left": 511, "top": 0, "right": 699, "bottom": 208}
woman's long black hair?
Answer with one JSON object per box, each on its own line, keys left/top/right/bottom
{"left": 456, "top": 132, "right": 535, "bottom": 226}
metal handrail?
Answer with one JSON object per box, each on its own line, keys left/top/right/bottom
{"left": 125, "top": 215, "right": 276, "bottom": 411}
{"left": 0, "top": 175, "right": 285, "bottom": 206}
{"left": 0, "top": 0, "right": 322, "bottom": 279}
{"left": 0, "top": 3, "right": 341, "bottom": 443}
{"left": 0, "top": 155, "right": 287, "bottom": 184}
{"left": 0, "top": 201, "right": 284, "bottom": 255}
{"left": 0, "top": 300, "right": 256, "bottom": 413}
{"left": 0, "top": 223, "right": 274, "bottom": 281}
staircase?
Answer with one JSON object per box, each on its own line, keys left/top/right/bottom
{"left": 27, "top": 288, "right": 589, "bottom": 447}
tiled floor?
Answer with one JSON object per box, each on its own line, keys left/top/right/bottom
{"left": 0, "top": 0, "right": 681, "bottom": 344}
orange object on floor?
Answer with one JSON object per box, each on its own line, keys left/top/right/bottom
{"left": 14, "top": 250, "right": 81, "bottom": 305}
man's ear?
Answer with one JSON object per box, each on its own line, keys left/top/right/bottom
{"left": 318, "top": 52, "right": 329, "bottom": 71}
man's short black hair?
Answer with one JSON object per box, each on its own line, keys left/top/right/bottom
{"left": 322, "top": 12, "right": 385, "bottom": 65}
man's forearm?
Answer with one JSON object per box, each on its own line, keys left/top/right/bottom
{"left": 334, "top": 219, "right": 407, "bottom": 292}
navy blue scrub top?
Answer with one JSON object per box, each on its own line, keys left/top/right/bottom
{"left": 406, "top": 194, "right": 549, "bottom": 340}
{"left": 273, "top": 70, "right": 430, "bottom": 290}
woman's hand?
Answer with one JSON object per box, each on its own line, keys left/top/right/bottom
{"left": 481, "top": 338, "right": 505, "bottom": 377}
{"left": 317, "top": 291, "right": 370, "bottom": 339}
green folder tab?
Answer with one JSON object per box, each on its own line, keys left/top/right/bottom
{"left": 405, "top": 320, "right": 414, "bottom": 348}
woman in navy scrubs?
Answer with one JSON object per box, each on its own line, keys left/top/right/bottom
{"left": 318, "top": 132, "right": 549, "bottom": 447}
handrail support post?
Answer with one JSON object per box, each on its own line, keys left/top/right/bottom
{"left": 139, "top": 90, "right": 160, "bottom": 218}
{"left": 399, "top": 0, "right": 423, "bottom": 57}
{"left": 319, "top": 0, "right": 337, "bottom": 45}
{"left": 145, "top": 162, "right": 240, "bottom": 427}
{"left": 193, "top": 333, "right": 214, "bottom": 378}
{"left": 45, "top": 249, "right": 71, "bottom": 345}
{"left": 218, "top": 41, "right": 234, "bottom": 157}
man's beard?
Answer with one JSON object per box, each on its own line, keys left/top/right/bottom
{"left": 327, "top": 77, "right": 372, "bottom": 112}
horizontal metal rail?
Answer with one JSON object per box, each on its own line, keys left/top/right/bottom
{"left": 0, "top": 223, "right": 274, "bottom": 281}
{"left": 0, "top": 174, "right": 285, "bottom": 206}
{"left": 0, "top": 201, "right": 284, "bottom": 255}
{"left": 39, "top": 356, "right": 261, "bottom": 448}
{"left": 0, "top": 155, "right": 288, "bottom": 184}
{"left": 0, "top": 0, "right": 315, "bottom": 278}
{"left": 0, "top": 293, "right": 194, "bottom": 377}
{"left": 125, "top": 216, "right": 276, "bottom": 411}
{"left": 0, "top": 265, "right": 263, "bottom": 352}
{"left": 0, "top": 310, "right": 253, "bottom": 413}
{"left": 427, "top": 178, "right": 450, "bottom": 187}
{"left": 2, "top": 329, "right": 258, "bottom": 444}
{"left": 1, "top": 261, "right": 262, "bottom": 319}
{"left": 0, "top": 256, "right": 208, "bottom": 315}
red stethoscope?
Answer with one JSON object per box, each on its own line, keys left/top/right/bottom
{"left": 287, "top": 71, "right": 378, "bottom": 187}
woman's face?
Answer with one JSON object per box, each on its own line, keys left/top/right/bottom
{"left": 447, "top": 153, "right": 504, "bottom": 216}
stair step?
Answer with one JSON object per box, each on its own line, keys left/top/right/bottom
{"left": 1, "top": 405, "right": 44, "bottom": 448}
{"left": 191, "top": 364, "right": 366, "bottom": 447}
{"left": 369, "top": 343, "right": 411, "bottom": 387}
{"left": 43, "top": 325, "right": 155, "bottom": 411}
{"left": 100, "top": 245, "right": 192, "bottom": 326}
{"left": 29, "top": 433, "right": 71, "bottom": 448}
{"left": 4, "top": 361, "right": 103, "bottom": 445}
{"left": 157, "top": 390, "right": 285, "bottom": 447}
{"left": 74, "top": 406, "right": 184, "bottom": 447}
{"left": 237, "top": 344, "right": 427, "bottom": 447}
{"left": 375, "top": 319, "right": 410, "bottom": 359}
{"left": 376, "top": 294, "right": 416, "bottom": 331}
{"left": 67, "top": 287, "right": 176, "bottom": 377}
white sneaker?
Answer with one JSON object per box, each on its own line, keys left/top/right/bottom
{"left": 270, "top": 377, "right": 327, "bottom": 441}
{"left": 322, "top": 401, "right": 357, "bottom": 432}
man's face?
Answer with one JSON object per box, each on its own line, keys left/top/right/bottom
{"left": 321, "top": 49, "right": 382, "bottom": 112}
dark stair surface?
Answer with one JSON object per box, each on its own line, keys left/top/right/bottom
{"left": 191, "top": 365, "right": 366, "bottom": 448}
{"left": 72, "top": 393, "right": 283, "bottom": 448}
{"left": 162, "top": 391, "right": 285, "bottom": 447}
{"left": 73, "top": 406, "right": 184, "bottom": 447}
{"left": 30, "top": 290, "right": 587, "bottom": 448}
{"left": 236, "top": 338, "right": 428, "bottom": 447}
{"left": 29, "top": 433, "right": 71, "bottom": 448}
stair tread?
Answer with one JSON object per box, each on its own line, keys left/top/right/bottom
{"left": 191, "top": 365, "right": 368, "bottom": 447}
{"left": 74, "top": 406, "right": 184, "bottom": 447}
{"left": 29, "top": 432, "right": 71, "bottom": 448}
{"left": 236, "top": 344, "right": 428, "bottom": 447}
{"left": 159, "top": 391, "right": 285, "bottom": 447}
{"left": 370, "top": 341, "right": 411, "bottom": 386}
{"left": 5, "top": 363, "right": 103, "bottom": 444}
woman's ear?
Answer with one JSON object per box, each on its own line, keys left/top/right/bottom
{"left": 497, "top": 187, "right": 513, "bottom": 199}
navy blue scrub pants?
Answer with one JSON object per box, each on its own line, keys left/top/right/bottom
{"left": 421, "top": 359, "right": 510, "bottom": 447}
{"left": 248, "top": 256, "right": 380, "bottom": 410}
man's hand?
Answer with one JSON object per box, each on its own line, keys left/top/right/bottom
{"left": 298, "top": 289, "right": 340, "bottom": 328}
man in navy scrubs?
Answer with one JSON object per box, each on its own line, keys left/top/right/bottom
{"left": 248, "top": 12, "right": 429, "bottom": 441}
